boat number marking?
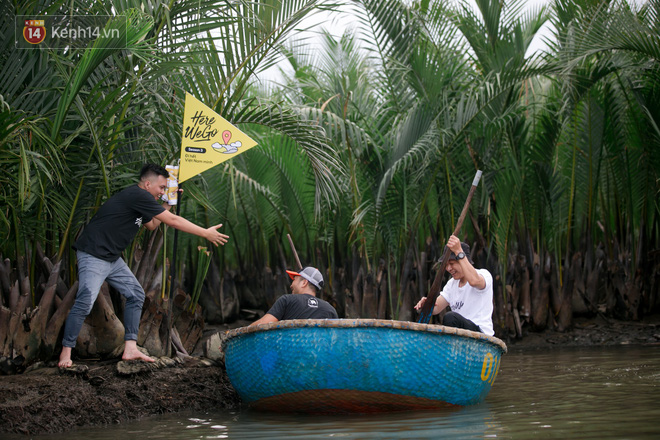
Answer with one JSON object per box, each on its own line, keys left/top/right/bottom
{"left": 480, "top": 353, "right": 500, "bottom": 384}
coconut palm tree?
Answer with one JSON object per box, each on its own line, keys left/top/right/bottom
{"left": 542, "top": 0, "right": 660, "bottom": 325}
{"left": 263, "top": 0, "right": 549, "bottom": 324}
{"left": 0, "top": 0, "right": 344, "bottom": 367}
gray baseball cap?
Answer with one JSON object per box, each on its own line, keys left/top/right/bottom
{"left": 286, "top": 266, "right": 324, "bottom": 289}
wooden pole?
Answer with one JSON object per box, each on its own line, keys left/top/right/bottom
{"left": 287, "top": 234, "right": 303, "bottom": 270}
{"left": 418, "top": 170, "right": 482, "bottom": 324}
{"left": 167, "top": 183, "right": 183, "bottom": 357}
{"left": 168, "top": 184, "right": 183, "bottom": 299}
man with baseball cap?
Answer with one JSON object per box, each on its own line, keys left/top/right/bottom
{"left": 250, "top": 266, "right": 338, "bottom": 326}
{"left": 414, "top": 234, "right": 494, "bottom": 335}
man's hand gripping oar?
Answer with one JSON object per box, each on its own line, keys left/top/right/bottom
{"left": 417, "top": 170, "right": 482, "bottom": 324}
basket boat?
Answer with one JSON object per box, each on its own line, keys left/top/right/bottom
{"left": 222, "top": 319, "right": 507, "bottom": 413}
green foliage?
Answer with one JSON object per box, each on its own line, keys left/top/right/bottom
{"left": 1, "top": 0, "right": 658, "bottom": 318}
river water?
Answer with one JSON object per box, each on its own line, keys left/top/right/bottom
{"left": 30, "top": 345, "right": 660, "bottom": 439}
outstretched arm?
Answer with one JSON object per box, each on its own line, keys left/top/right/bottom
{"left": 153, "top": 209, "right": 229, "bottom": 246}
{"left": 250, "top": 313, "right": 278, "bottom": 326}
{"left": 415, "top": 294, "right": 449, "bottom": 315}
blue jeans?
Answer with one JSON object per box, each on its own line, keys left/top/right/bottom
{"left": 61, "top": 251, "right": 145, "bottom": 348}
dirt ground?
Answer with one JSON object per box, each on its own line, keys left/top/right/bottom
{"left": 1, "top": 315, "right": 659, "bottom": 437}
{"left": 0, "top": 358, "right": 240, "bottom": 436}
{"left": 506, "top": 314, "right": 660, "bottom": 350}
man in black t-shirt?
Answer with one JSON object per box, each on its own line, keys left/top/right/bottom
{"left": 250, "top": 266, "right": 338, "bottom": 326}
{"left": 59, "top": 164, "right": 230, "bottom": 368}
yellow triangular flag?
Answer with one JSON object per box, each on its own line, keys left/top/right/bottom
{"left": 178, "top": 93, "right": 258, "bottom": 183}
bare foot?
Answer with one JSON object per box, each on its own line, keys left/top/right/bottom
{"left": 122, "top": 340, "right": 155, "bottom": 363}
{"left": 58, "top": 347, "right": 73, "bottom": 368}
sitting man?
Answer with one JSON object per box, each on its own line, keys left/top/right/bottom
{"left": 415, "top": 235, "right": 494, "bottom": 336}
{"left": 250, "top": 266, "right": 338, "bottom": 326}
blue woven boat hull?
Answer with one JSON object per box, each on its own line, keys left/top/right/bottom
{"left": 223, "top": 319, "right": 506, "bottom": 413}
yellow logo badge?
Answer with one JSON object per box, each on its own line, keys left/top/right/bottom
{"left": 23, "top": 20, "right": 46, "bottom": 45}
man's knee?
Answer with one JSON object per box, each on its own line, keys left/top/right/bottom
{"left": 442, "top": 311, "right": 461, "bottom": 327}
{"left": 442, "top": 311, "right": 481, "bottom": 332}
{"left": 128, "top": 284, "right": 145, "bottom": 301}
{"left": 108, "top": 262, "right": 145, "bottom": 303}
{"left": 121, "top": 283, "right": 145, "bottom": 305}
{"left": 78, "top": 299, "right": 95, "bottom": 315}
{"left": 72, "top": 287, "right": 97, "bottom": 315}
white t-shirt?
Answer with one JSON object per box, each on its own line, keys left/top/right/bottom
{"left": 440, "top": 268, "right": 494, "bottom": 336}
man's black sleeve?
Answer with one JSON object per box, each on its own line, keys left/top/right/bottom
{"left": 266, "top": 295, "right": 290, "bottom": 320}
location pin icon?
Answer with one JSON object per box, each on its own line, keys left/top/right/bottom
{"left": 222, "top": 130, "right": 232, "bottom": 145}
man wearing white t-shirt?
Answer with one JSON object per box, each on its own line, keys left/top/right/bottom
{"left": 415, "top": 234, "right": 494, "bottom": 336}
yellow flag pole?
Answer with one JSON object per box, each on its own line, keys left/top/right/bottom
{"left": 164, "top": 92, "right": 258, "bottom": 357}
{"left": 167, "top": 182, "right": 182, "bottom": 358}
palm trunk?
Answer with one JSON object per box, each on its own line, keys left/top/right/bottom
{"left": 530, "top": 252, "right": 549, "bottom": 331}
{"left": 76, "top": 283, "right": 125, "bottom": 357}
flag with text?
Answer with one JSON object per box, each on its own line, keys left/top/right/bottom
{"left": 178, "top": 93, "right": 258, "bottom": 183}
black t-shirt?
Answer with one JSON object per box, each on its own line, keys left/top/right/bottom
{"left": 74, "top": 185, "right": 165, "bottom": 261}
{"left": 267, "top": 294, "right": 338, "bottom": 320}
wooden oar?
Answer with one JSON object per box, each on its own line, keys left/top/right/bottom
{"left": 287, "top": 234, "right": 303, "bottom": 270}
{"left": 418, "top": 170, "right": 482, "bottom": 324}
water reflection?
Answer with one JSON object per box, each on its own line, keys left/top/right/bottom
{"left": 217, "top": 405, "right": 498, "bottom": 439}
{"left": 486, "top": 346, "right": 660, "bottom": 439}
{"left": 31, "top": 405, "right": 499, "bottom": 440}
{"left": 27, "top": 346, "right": 660, "bottom": 440}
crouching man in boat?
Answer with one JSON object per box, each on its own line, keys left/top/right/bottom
{"left": 250, "top": 266, "right": 338, "bottom": 326}
{"left": 414, "top": 235, "right": 494, "bottom": 336}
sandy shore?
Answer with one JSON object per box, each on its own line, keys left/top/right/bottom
{"left": 1, "top": 315, "right": 659, "bottom": 436}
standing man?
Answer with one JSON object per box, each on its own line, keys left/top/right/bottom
{"left": 250, "top": 266, "right": 338, "bottom": 326}
{"left": 415, "top": 235, "right": 494, "bottom": 336}
{"left": 58, "top": 164, "right": 229, "bottom": 368}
